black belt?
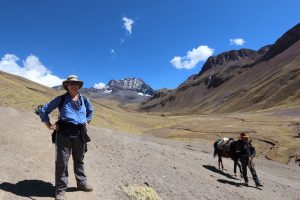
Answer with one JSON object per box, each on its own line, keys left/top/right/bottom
{"left": 53, "top": 120, "right": 91, "bottom": 152}
{"left": 58, "top": 120, "right": 84, "bottom": 128}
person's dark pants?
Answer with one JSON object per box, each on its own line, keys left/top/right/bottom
{"left": 240, "top": 156, "right": 260, "bottom": 183}
{"left": 55, "top": 132, "right": 87, "bottom": 193}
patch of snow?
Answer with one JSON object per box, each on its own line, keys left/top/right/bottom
{"left": 138, "top": 92, "right": 151, "bottom": 97}
{"left": 104, "top": 90, "right": 112, "bottom": 94}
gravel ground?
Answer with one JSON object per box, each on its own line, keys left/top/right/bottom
{"left": 0, "top": 106, "right": 299, "bottom": 200}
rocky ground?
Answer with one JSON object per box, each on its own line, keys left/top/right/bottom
{"left": 0, "top": 106, "right": 299, "bottom": 200}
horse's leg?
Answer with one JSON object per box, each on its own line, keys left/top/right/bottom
{"left": 219, "top": 155, "right": 224, "bottom": 170}
{"left": 221, "top": 158, "right": 224, "bottom": 170}
{"left": 218, "top": 155, "right": 221, "bottom": 169}
{"left": 234, "top": 160, "right": 237, "bottom": 176}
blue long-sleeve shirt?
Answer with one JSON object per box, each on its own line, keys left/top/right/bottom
{"left": 39, "top": 93, "right": 93, "bottom": 125}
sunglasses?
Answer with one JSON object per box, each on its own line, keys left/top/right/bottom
{"left": 68, "top": 82, "right": 80, "bottom": 86}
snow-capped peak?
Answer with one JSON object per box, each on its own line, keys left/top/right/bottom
{"left": 107, "top": 77, "right": 154, "bottom": 95}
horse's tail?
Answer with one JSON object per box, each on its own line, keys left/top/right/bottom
{"left": 213, "top": 141, "right": 218, "bottom": 158}
{"left": 213, "top": 149, "right": 217, "bottom": 158}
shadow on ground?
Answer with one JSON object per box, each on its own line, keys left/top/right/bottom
{"left": 202, "top": 165, "right": 239, "bottom": 180}
{"left": 0, "top": 179, "right": 54, "bottom": 199}
{"left": 217, "top": 179, "right": 243, "bottom": 187}
{"left": 217, "top": 179, "right": 263, "bottom": 190}
{"left": 66, "top": 187, "right": 78, "bottom": 192}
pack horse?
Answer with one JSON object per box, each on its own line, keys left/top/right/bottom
{"left": 213, "top": 138, "right": 243, "bottom": 176}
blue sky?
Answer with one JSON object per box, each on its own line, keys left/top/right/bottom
{"left": 0, "top": 0, "right": 299, "bottom": 90}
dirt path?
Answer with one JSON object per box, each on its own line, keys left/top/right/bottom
{"left": 0, "top": 106, "right": 299, "bottom": 200}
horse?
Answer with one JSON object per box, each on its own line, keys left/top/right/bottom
{"left": 213, "top": 138, "right": 243, "bottom": 177}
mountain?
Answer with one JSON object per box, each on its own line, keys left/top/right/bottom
{"left": 106, "top": 78, "right": 154, "bottom": 95}
{"left": 141, "top": 23, "right": 300, "bottom": 113}
{"left": 79, "top": 77, "right": 154, "bottom": 104}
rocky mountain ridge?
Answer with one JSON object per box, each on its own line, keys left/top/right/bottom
{"left": 199, "top": 47, "right": 268, "bottom": 75}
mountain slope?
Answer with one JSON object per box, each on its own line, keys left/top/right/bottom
{"left": 141, "top": 23, "right": 300, "bottom": 114}
{"left": 0, "top": 71, "right": 60, "bottom": 111}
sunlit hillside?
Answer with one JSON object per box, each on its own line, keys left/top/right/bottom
{"left": 0, "top": 71, "right": 172, "bottom": 134}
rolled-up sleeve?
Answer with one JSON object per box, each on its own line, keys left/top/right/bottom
{"left": 39, "top": 96, "right": 61, "bottom": 122}
{"left": 85, "top": 98, "right": 94, "bottom": 123}
{"left": 250, "top": 145, "right": 256, "bottom": 157}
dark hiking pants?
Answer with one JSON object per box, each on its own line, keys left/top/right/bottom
{"left": 55, "top": 132, "right": 87, "bottom": 193}
{"left": 240, "top": 156, "right": 259, "bottom": 183}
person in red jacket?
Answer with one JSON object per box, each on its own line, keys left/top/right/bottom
{"left": 236, "top": 133, "right": 263, "bottom": 187}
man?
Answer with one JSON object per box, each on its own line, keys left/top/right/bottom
{"left": 39, "top": 75, "right": 94, "bottom": 200}
{"left": 236, "top": 132, "right": 263, "bottom": 187}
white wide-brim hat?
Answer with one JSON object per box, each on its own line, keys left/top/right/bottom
{"left": 62, "top": 75, "right": 84, "bottom": 90}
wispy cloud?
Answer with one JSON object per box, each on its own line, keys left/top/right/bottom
{"left": 122, "top": 17, "right": 134, "bottom": 35}
{"left": 230, "top": 38, "right": 246, "bottom": 46}
{"left": 110, "top": 49, "right": 116, "bottom": 57}
{"left": 93, "top": 82, "right": 106, "bottom": 89}
{"left": 170, "top": 45, "right": 214, "bottom": 70}
{"left": 120, "top": 16, "right": 135, "bottom": 45}
{"left": 0, "top": 53, "right": 63, "bottom": 87}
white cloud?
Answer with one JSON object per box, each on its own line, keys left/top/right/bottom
{"left": 230, "top": 38, "right": 246, "bottom": 46}
{"left": 93, "top": 82, "right": 106, "bottom": 89}
{"left": 0, "top": 53, "right": 64, "bottom": 87}
{"left": 111, "top": 49, "right": 115, "bottom": 53}
{"left": 170, "top": 45, "right": 214, "bottom": 69}
{"left": 122, "top": 17, "right": 134, "bottom": 35}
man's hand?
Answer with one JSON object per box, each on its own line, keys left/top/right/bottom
{"left": 249, "top": 156, "right": 254, "bottom": 162}
{"left": 248, "top": 156, "right": 254, "bottom": 168}
{"left": 44, "top": 122, "right": 58, "bottom": 130}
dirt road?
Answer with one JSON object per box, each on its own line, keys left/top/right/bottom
{"left": 0, "top": 106, "right": 299, "bottom": 200}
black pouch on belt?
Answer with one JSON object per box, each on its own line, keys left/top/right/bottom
{"left": 52, "top": 130, "right": 56, "bottom": 143}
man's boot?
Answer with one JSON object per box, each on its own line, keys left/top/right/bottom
{"left": 77, "top": 183, "right": 93, "bottom": 192}
{"left": 255, "top": 181, "right": 263, "bottom": 187}
{"left": 55, "top": 190, "right": 65, "bottom": 200}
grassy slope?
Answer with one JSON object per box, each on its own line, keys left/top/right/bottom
{"left": 0, "top": 71, "right": 173, "bottom": 134}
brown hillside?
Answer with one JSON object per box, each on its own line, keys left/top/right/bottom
{"left": 140, "top": 24, "right": 300, "bottom": 114}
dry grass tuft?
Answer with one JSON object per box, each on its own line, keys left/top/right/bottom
{"left": 122, "top": 185, "right": 162, "bottom": 200}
